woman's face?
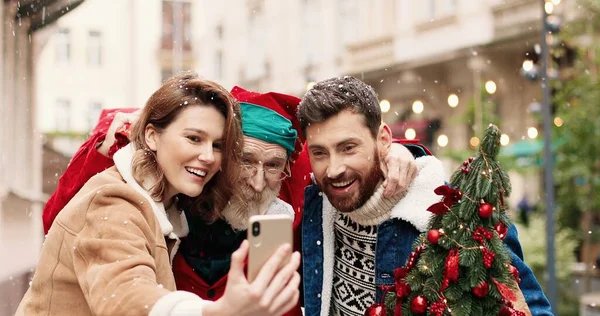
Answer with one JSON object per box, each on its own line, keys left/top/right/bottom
{"left": 145, "top": 105, "right": 225, "bottom": 201}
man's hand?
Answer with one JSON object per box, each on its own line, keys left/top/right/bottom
{"left": 97, "top": 111, "right": 140, "bottom": 157}
{"left": 381, "top": 143, "right": 418, "bottom": 198}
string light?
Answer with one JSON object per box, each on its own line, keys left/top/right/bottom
{"left": 527, "top": 127, "right": 539, "bottom": 139}
{"left": 522, "top": 60, "right": 534, "bottom": 72}
{"left": 448, "top": 94, "right": 459, "bottom": 107}
{"left": 500, "top": 134, "right": 510, "bottom": 146}
{"left": 437, "top": 134, "right": 449, "bottom": 147}
{"left": 470, "top": 137, "right": 480, "bottom": 147}
{"left": 485, "top": 80, "right": 497, "bottom": 94}
{"left": 545, "top": 1, "right": 554, "bottom": 14}
{"left": 379, "top": 99, "right": 391, "bottom": 113}
{"left": 554, "top": 117, "right": 563, "bottom": 127}
{"left": 412, "top": 100, "right": 424, "bottom": 114}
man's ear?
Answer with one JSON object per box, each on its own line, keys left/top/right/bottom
{"left": 145, "top": 124, "right": 159, "bottom": 151}
{"left": 377, "top": 122, "right": 393, "bottom": 156}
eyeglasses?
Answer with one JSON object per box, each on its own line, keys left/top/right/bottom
{"left": 241, "top": 162, "right": 290, "bottom": 181}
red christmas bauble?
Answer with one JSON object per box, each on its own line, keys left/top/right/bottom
{"left": 410, "top": 295, "right": 428, "bottom": 314}
{"left": 499, "top": 305, "right": 513, "bottom": 316}
{"left": 472, "top": 281, "right": 489, "bottom": 297}
{"left": 509, "top": 265, "right": 521, "bottom": 283}
{"left": 495, "top": 222, "right": 508, "bottom": 239}
{"left": 364, "top": 303, "right": 388, "bottom": 316}
{"left": 478, "top": 203, "right": 494, "bottom": 218}
{"left": 427, "top": 229, "right": 442, "bottom": 245}
{"left": 455, "top": 190, "right": 463, "bottom": 200}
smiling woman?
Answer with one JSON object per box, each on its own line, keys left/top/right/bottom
{"left": 14, "top": 72, "right": 250, "bottom": 316}
{"left": 129, "top": 73, "right": 244, "bottom": 219}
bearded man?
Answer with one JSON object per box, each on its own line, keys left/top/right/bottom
{"left": 298, "top": 76, "right": 552, "bottom": 316}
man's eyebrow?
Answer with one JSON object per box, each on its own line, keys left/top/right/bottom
{"left": 271, "top": 152, "right": 287, "bottom": 159}
{"left": 242, "top": 150, "right": 257, "bottom": 158}
{"left": 335, "top": 137, "right": 361, "bottom": 147}
{"left": 243, "top": 151, "right": 287, "bottom": 162}
{"left": 265, "top": 156, "right": 287, "bottom": 163}
{"left": 308, "top": 144, "right": 325, "bottom": 151}
{"left": 308, "top": 137, "right": 362, "bottom": 151}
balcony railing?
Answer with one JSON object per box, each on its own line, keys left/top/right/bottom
{"left": 343, "top": 34, "right": 395, "bottom": 75}
{"left": 492, "top": 0, "right": 541, "bottom": 40}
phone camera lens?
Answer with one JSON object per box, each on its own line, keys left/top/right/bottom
{"left": 252, "top": 222, "right": 260, "bottom": 237}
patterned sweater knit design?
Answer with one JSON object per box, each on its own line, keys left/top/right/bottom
{"left": 330, "top": 184, "right": 405, "bottom": 316}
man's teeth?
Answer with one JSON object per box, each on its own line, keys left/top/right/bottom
{"left": 186, "top": 167, "right": 207, "bottom": 177}
{"left": 331, "top": 179, "right": 354, "bottom": 188}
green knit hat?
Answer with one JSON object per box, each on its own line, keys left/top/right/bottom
{"left": 240, "top": 102, "right": 298, "bottom": 157}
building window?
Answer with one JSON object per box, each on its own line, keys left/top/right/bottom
{"left": 55, "top": 99, "right": 71, "bottom": 132}
{"left": 246, "top": 7, "right": 267, "bottom": 79}
{"left": 425, "top": 0, "right": 456, "bottom": 20}
{"left": 87, "top": 31, "right": 102, "bottom": 66}
{"left": 161, "top": 1, "right": 192, "bottom": 52}
{"left": 336, "top": 0, "right": 358, "bottom": 50}
{"left": 55, "top": 28, "right": 71, "bottom": 63}
{"left": 87, "top": 102, "right": 103, "bottom": 131}
{"left": 302, "top": 0, "right": 323, "bottom": 67}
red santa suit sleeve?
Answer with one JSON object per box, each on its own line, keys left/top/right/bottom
{"left": 42, "top": 108, "right": 138, "bottom": 233}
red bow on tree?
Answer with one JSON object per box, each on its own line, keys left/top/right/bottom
{"left": 427, "top": 184, "right": 463, "bottom": 215}
{"left": 394, "top": 267, "right": 411, "bottom": 299}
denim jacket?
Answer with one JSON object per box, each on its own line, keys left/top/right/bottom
{"left": 301, "top": 156, "right": 553, "bottom": 316}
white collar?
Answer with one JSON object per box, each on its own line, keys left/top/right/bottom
{"left": 323, "top": 155, "right": 445, "bottom": 232}
{"left": 113, "top": 144, "right": 189, "bottom": 239}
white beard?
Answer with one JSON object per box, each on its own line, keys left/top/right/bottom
{"left": 221, "top": 183, "right": 281, "bottom": 231}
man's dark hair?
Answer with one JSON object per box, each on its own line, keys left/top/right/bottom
{"left": 297, "top": 76, "right": 381, "bottom": 138}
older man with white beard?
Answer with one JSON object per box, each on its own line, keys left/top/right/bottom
{"left": 219, "top": 95, "right": 300, "bottom": 230}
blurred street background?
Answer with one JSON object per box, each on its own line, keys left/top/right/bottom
{"left": 1, "top": 0, "right": 599, "bottom": 314}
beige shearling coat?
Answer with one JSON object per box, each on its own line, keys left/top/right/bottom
{"left": 16, "top": 144, "right": 206, "bottom": 315}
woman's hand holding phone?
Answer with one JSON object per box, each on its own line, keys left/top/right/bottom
{"left": 203, "top": 240, "right": 301, "bottom": 316}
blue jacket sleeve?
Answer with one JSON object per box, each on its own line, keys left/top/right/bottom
{"left": 504, "top": 224, "right": 554, "bottom": 315}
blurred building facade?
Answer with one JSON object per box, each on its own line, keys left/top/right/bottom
{"left": 196, "top": 0, "right": 577, "bottom": 207}
{"left": 0, "top": 0, "right": 85, "bottom": 314}
{"left": 33, "top": 0, "right": 581, "bottom": 214}
{"left": 36, "top": 0, "right": 161, "bottom": 156}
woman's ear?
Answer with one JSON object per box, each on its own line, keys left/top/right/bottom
{"left": 377, "top": 122, "right": 393, "bottom": 157}
{"left": 145, "top": 124, "right": 159, "bottom": 151}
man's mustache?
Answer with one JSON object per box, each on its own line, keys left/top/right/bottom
{"left": 322, "top": 174, "right": 355, "bottom": 185}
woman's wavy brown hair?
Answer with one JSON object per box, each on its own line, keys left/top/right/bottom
{"left": 129, "top": 72, "right": 243, "bottom": 218}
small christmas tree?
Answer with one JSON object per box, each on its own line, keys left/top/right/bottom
{"left": 366, "top": 125, "right": 526, "bottom": 316}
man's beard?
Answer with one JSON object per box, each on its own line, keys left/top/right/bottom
{"left": 320, "top": 150, "right": 383, "bottom": 213}
{"left": 220, "top": 179, "right": 281, "bottom": 231}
